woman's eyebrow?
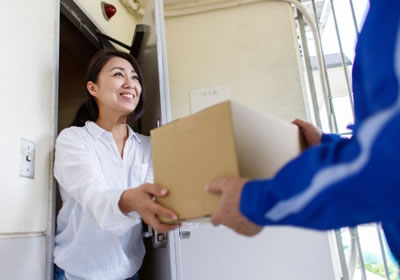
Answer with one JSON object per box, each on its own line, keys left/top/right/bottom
{"left": 110, "top": 67, "right": 137, "bottom": 74}
{"left": 110, "top": 66, "right": 125, "bottom": 72}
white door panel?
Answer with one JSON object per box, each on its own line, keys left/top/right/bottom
{"left": 181, "top": 224, "right": 335, "bottom": 280}
{"left": 0, "top": 237, "right": 47, "bottom": 280}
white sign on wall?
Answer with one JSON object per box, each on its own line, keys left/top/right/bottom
{"left": 190, "top": 86, "right": 231, "bottom": 113}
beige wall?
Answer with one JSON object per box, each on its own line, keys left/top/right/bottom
{"left": 164, "top": 3, "right": 335, "bottom": 280}
{"left": 165, "top": 1, "right": 309, "bottom": 122}
{"left": 0, "top": 0, "right": 57, "bottom": 234}
{"left": 75, "top": 0, "right": 141, "bottom": 48}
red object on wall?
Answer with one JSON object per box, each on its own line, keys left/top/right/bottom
{"left": 101, "top": 1, "right": 117, "bottom": 20}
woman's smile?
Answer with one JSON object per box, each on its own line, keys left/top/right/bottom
{"left": 89, "top": 56, "right": 142, "bottom": 117}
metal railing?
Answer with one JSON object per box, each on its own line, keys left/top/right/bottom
{"left": 296, "top": 0, "right": 396, "bottom": 279}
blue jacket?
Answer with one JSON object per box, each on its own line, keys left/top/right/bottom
{"left": 240, "top": 0, "right": 400, "bottom": 262}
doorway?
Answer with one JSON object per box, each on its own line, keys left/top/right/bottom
{"left": 58, "top": 14, "right": 97, "bottom": 134}
{"left": 56, "top": 5, "right": 165, "bottom": 280}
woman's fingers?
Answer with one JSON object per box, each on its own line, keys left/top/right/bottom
{"left": 137, "top": 183, "right": 180, "bottom": 232}
{"left": 139, "top": 184, "right": 179, "bottom": 220}
{"left": 120, "top": 183, "right": 180, "bottom": 232}
{"left": 145, "top": 215, "right": 180, "bottom": 233}
{"left": 142, "top": 203, "right": 180, "bottom": 233}
{"left": 141, "top": 183, "right": 168, "bottom": 197}
{"left": 150, "top": 202, "right": 179, "bottom": 221}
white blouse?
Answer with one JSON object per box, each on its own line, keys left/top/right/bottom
{"left": 54, "top": 121, "right": 153, "bottom": 280}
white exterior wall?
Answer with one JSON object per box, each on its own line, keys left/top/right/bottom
{"left": 0, "top": 0, "right": 58, "bottom": 279}
{"left": 0, "top": 0, "right": 140, "bottom": 276}
{"left": 0, "top": 0, "right": 57, "bottom": 235}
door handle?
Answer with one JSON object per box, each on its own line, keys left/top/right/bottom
{"left": 152, "top": 231, "right": 168, "bottom": 248}
{"left": 179, "top": 227, "right": 191, "bottom": 239}
{"left": 142, "top": 222, "right": 168, "bottom": 248}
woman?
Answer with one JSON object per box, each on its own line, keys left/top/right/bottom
{"left": 54, "top": 48, "right": 179, "bottom": 280}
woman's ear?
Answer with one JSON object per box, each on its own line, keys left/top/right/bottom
{"left": 87, "top": 81, "right": 98, "bottom": 97}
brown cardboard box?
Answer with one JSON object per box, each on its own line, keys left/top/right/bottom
{"left": 151, "top": 100, "right": 305, "bottom": 223}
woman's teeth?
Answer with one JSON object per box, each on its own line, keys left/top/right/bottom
{"left": 121, "top": 93, "right": 134, "bottom": 98}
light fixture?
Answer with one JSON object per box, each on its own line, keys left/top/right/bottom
{"left": 119, "top": 0, "right": 145, "bottom": 16}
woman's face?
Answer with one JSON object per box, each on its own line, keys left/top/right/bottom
{"left": 87, "top": 56, "right": 142, "bottom": 118}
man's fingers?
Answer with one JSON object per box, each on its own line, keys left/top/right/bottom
{"left": 292, "top": 118, "right": 301, "bottom": 125}
{"left": 205, "top": 178, "right": 226, "bottom": 194}
{"left": 210, "top": 216, "right": 221, "bottom": 226}
{"left": 210, "top": 214, "right": 218, "bottom": 226}
{"left": 292, "top": 118, "right": 307, "bottom": 129}
{"left": 210, "top": 207, "right": 224, "bottom": 226}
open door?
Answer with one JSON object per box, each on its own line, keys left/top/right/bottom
{"left": 57, "top": 1, "right": 182, "bottom": 279}
{"left": 134, "top": 1, "right": 183, "bottom": 280}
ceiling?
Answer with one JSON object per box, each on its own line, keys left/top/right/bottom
{"left": 162, "top": 0, "right": 329, "bottom": 24}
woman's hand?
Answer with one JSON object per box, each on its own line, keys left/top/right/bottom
{"left": 119, "top": 183, "right": 180, "bottom": 232}
{"left": 292, "top": 119, "right": 322, "bottom": 148}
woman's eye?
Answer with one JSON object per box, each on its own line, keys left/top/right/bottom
{"left": 132, "top": 75, "right": 139, "bottom": 80}
{"left": 114, "top": 72, "right": 124, "bottom": 77}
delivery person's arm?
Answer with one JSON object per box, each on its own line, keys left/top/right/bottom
{"left": 208, "top": 108, "right": 400, "bottom": 235}
{"left": 208, "top": 0, "right": 400, "bottom": 234}
{"left": 240, "top": 109, "right": 400, "bottom": 229}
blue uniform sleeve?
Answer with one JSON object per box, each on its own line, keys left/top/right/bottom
{"left": 240, "top": 109, "right": 400, "bottom": 230}
{"left": 239, "top": 0, "right": 400, "bottom": 231}
{"left": 321, "top": 133, "right": 341, "bottom": 144}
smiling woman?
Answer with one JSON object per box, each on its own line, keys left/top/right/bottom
{"left": 53, "top": 48, "right": 180, "bottom": 280}
{"left": 71, "top": 48, "right": 145, "bottom": 128}
{"left": 86, "top": 56, "right": 142, "bottom": 138}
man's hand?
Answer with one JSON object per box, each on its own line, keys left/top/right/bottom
{"left": 119, "top": 183, "right": 180, "bottom": 233}
{"left": 206, "top": 178, "right": 263, "bottom": 236}
{"left": 292, "top": 119, "right": 322, "bottom": 148}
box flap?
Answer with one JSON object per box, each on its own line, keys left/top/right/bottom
{"left": 230, "top": 100, "right": 305, "bottom": 179}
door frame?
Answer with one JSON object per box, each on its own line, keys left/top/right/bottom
{"left": 50, "top": 1, "right": 109, "bottom": 279}
{"left": 51, "top": 1, "right": 182, "bottom": 280}
{"left": 47, "top": 1, "right": 59, "bottom": 278}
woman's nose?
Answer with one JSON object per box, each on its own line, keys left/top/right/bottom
{"left": 123, "top": 78, "right": 134, "bottom": 89}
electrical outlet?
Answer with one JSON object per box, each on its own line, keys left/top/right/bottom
{"left": 19, "top": 138, "right": 35, "bottom": 179}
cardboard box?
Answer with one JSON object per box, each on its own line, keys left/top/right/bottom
{"left": 151, "top": 100, "right": 305, "bottom": 223}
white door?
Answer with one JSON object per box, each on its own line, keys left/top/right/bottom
{"left": 135, "top": 1, "right": 183, "bottom": 280}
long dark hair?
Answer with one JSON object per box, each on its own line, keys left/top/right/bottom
{"left": 71, "top": 48, "right": 145, "bottom": 127}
